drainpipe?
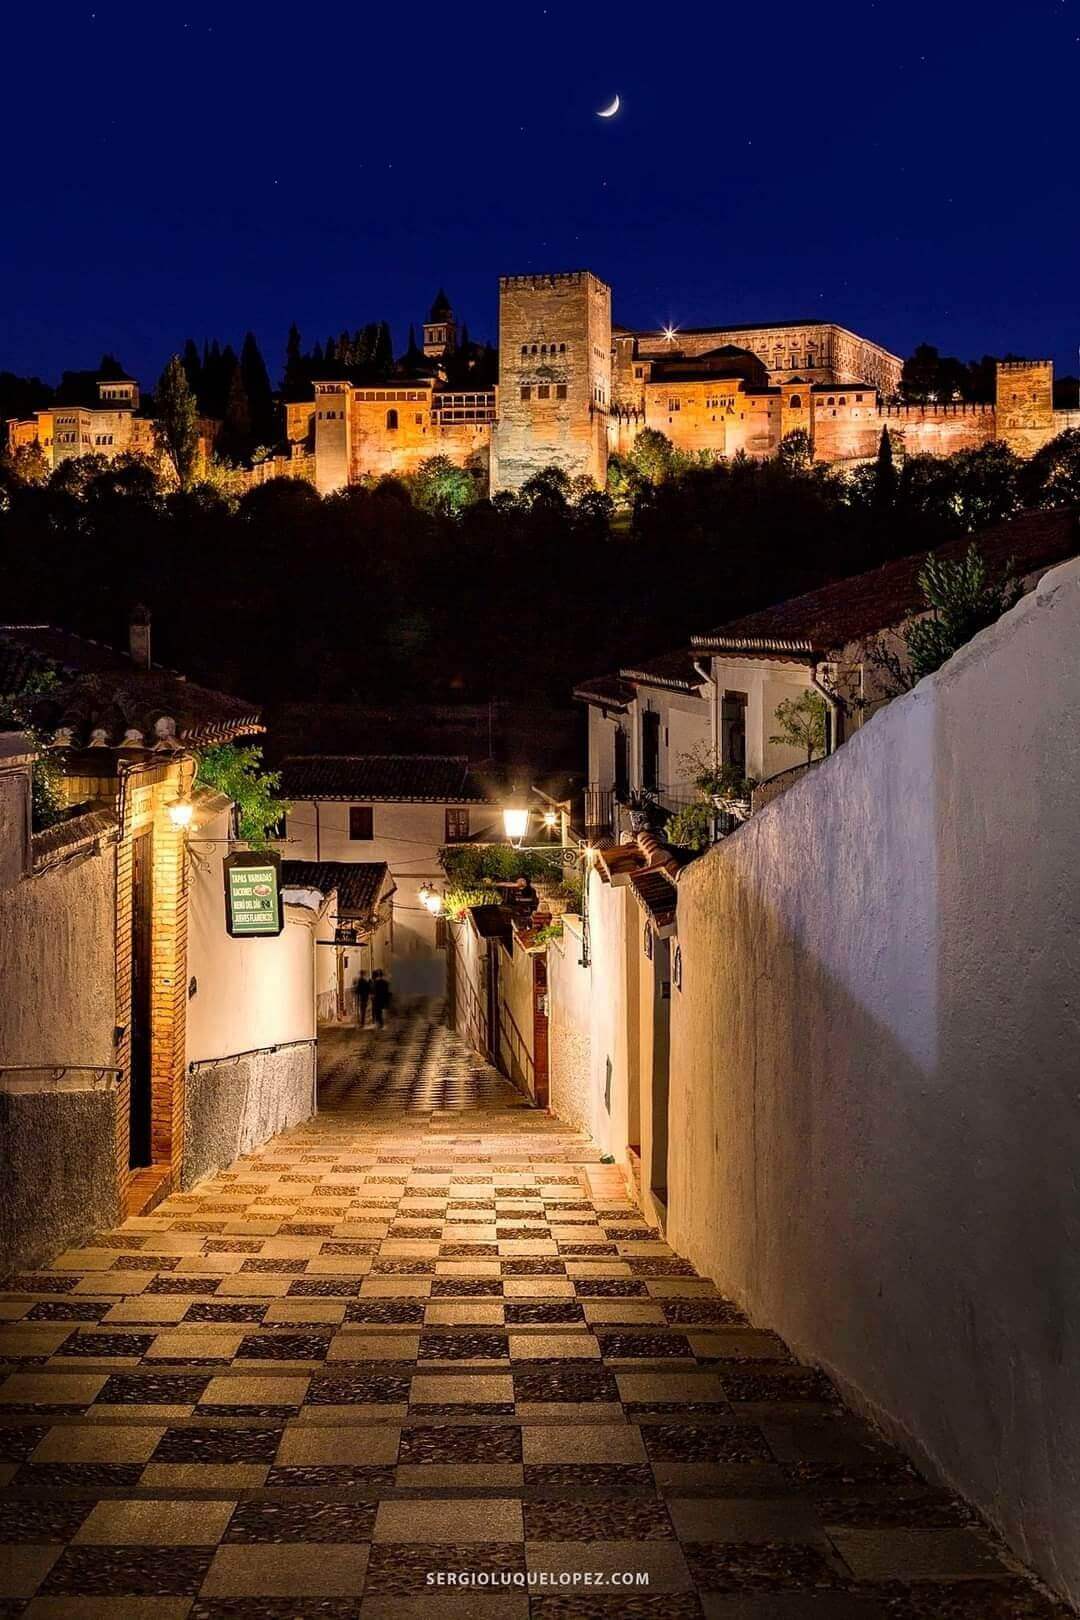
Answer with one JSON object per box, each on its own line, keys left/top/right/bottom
{"left": 692, "top": 659, "right": 720, "bottom": 767}
{"left": 809, "top": 661, "right": 841, "bottom": 755}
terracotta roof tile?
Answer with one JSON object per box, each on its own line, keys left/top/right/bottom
{"left": 281, "top": 860, "right": 392, "bottom": 918}
{"left": 693, "top": 508, "right": 1079, "bottom": 656}
{"left": 279, "top": 754, "right": 494, "bottom": 803}
{"left": 0, "top": 625, "right": 262, "bottom": 749}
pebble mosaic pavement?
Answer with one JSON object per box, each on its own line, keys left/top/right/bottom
{"left": 0, "top": 1000, "right": 1070, "bottom": 1618}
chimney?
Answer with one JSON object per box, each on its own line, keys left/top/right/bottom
{"left": 128, "top": 603, "right": 151, "bottom": 670}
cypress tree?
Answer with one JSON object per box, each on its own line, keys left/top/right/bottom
{"left": 875, "top": 424, "right": 898, "bottom": 509}
{"left": 153, "top": 355, "right": 200, "bottom": 489}
{"left": 181, "top": 338, "right": 202, "bottom": 398}
{"left": 283, "top": 323, "right": 304, "bottom": 399}
{"left": 222, "top": 358, "right": 252, "bottom": 459}
{"left": 372, "top": 321, "right": 393, "bottom": 377}
{"left": 240, "top": 332, "right": 274, "bottom": 446}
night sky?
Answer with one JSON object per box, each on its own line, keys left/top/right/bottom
{"left": 4, "top": 0, "right": 1077, "bottom": 388}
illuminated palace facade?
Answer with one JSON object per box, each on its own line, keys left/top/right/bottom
{"left": 287, "top": 272, "right": 1078, "bottom": 495}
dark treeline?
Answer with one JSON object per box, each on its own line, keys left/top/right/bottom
{"left": 901, "top": 344, "right": 1079, "bottom": 409}
{"left": 1, "top": 431, "right": 1077, "bottom": 716}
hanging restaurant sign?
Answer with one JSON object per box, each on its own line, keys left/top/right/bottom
{"left": 223, "top": 850, "right": 284, "bottom": 938}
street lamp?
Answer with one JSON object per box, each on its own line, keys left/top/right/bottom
{"left": 423, "top": 892, "right": 444, "bottom": 915}
{"left": 502, "top": 805, "right": 530, "bottom": 846}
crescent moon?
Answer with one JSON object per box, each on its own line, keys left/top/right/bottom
{"left": 596, "top": 94, "right": 620, "bottom": 118}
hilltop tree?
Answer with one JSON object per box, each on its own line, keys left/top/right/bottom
{"left": 408, "top": 455, "right": 476, "bottom": 516}
{"left": 221, "top": 360, "right": 253, "bottom": 461}
{"left": 874, "top": 424, "right": 898, "bottom": 509}
{"left": 283, "top": 323, "right": 305, "bottom": 398}
{"left": 777, "top": 428, "right": 812, "bottom": 473}
{"left": 153, "top": 355, "right": 200, "bottom": 489}
{"left": 240, "top": 332, "right": 275, "bottom": 446}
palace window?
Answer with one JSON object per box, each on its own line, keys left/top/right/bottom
{"left": 538, "top": 384, "right": 550, "bottom": 399}
{"left": 521, "top": 386, "right": 531, "bottom": 401}
{"left": 349, "top": 806, "right": 374, "bottom": 841}
{"left": 789, "top": 396, "right": 802, "bottom": 409}
{"left": 556, "top": 384, "right": 567, "bottom": 399}
{"left": 386, "top": 409, "right": 398, "bottom": 430}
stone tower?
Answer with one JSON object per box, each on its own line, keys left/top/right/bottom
{"left": 313, "top": 381, "right": 351, "bottom": 495}
{"left": 995, "top": 359, "right": 1055, "bottom": 455}
{"left": 491, "top": 270, "right": 611, "bottom": 493}
{"left": 423, "top": 290, "right": 457, "bottom": 358}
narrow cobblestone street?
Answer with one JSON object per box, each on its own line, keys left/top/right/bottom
{"left": 0, "top": 1001, "right": 1068, "bottom": 1618}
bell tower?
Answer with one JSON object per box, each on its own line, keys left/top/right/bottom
{"left": 423, "top": 290, "right": 457, "bottom": 358}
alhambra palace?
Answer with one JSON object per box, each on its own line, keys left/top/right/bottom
{"left": 10, "top": 270, "right": 1080, "bottom": 491}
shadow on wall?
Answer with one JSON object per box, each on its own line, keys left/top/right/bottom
{"left": 665, "top": 558, "right": 1080, "bottom": 1606}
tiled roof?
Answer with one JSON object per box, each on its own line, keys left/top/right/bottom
{"left": 0, "top": 625, "right": 262, "bottom": 750}
{"left": 281, "top": 860, "right": 393, "bottom": 919}
{"left": 31, "top": 807, "right": 118, "bottom": 873}
{"left": 279, "top": 755, "right": 493, "bottom": 803}
{"left": 571, "top": 674, "right": 637, "bottom": 711}
{"left": 596, "top": 831, "right": 681, "bottom": 935}
{"left": 574, "top": 649, "right": 702, "bottom": 711}
{"left": 693, "top": 508, "right": 1080, "bottom": 657}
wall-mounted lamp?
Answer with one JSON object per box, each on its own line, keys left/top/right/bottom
{"left": 167, "top": 798, "right": 194, "bottom": 830}
{"left": 423, "top": 892, "right": 444, "bottom": 915}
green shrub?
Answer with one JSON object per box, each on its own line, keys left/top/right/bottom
{"left": 440, "top": 845, "right": 561, "bottom": 884}
{"left": 664, "top": 802, "right": 713, "bottom": 852}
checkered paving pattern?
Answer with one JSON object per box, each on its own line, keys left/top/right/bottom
{"left": 0, "top": 1000, "right": 1067, "bottom": 1617}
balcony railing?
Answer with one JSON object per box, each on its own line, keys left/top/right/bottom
{"left": 584, "top": 785, "right": 615, "bottom": 835}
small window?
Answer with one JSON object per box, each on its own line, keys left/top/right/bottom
{"left": 349, "top": 806, "right": 374, "bottom": 841}
{"left": 445, "top": 807, "right": 470, "bottom": 842}
{"left": 386, "top": 408, "right": 398, "bottom": 430}
{"left": 521, "top": 345, "right": 527, "bottom": 355}
{"left": 520, "top": 385, "right": 531, "bottom": 401}
{"left": 556, "top": 384, "right": 567, "bottom": 400}
{"left": 789, "top": 395, "right": 802, "bottom": 409}
{"left": 538, "top": 384, "right": 550, "bottom": 400}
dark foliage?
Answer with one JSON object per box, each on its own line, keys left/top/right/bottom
{"left": 2, "top": 432, "right": 1075, "bottom": 721}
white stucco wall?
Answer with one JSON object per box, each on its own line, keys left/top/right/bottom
{"left": 0, "top": 836, "right": 120, "bottom": 1268}
{"left": 186, "top": 811, "right": 317, "bottom": 1064}
{"left": 286, "top": 798, "right": 489, "bottom": 992}
{"left": 580, "top": 869, "right": 639, "bottom": 1160}
{"left": 710, "top": 656, "right": 817, "bottom": 780}
{"left": 0, "top": 843, "right": 116, "bottom": 1067}
{"left": 668, "top": 556, "right": 1080, "bottom": 1606}
{"left": 498, "top": 934, "right": 539, "bottom": 1099}
{"left": 547, "top": 917, "right": 593, "bottom": 1133}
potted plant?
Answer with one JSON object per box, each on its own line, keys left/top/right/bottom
{"left": 625, "top": 789, "right": 655, "bottom": 833}
{"left": 701, "top": 763, "right": 757, "bottom": 821}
